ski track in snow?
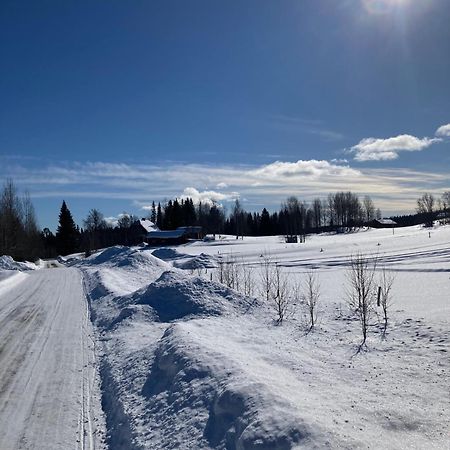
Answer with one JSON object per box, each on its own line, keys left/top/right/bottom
{"left": 0, "top": 267, "right": 105, "bottom": 450}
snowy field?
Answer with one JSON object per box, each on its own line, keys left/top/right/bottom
{"left": 79, "top": 224, "right": 449, "bottom": 449}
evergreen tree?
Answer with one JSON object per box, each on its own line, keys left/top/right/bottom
{"left": 56, "top": 201, "right": 79, "bottom": 256}
{"left": 260, "top": 208, "right": 271, "bottom": 235}
{"left": 150, "top": 201, "right": 157, "bottom": 224}
{"left": 172, "top": 199, "right": 182, "bottom": 228}
{"left": 156, "top": 202, "right": 163, "bottom": 229}
{"left": 208, "top": 203, "right": 223, "bottom": 235}
{"left": 163, "top": 200, "right": 173, "bottom": 229}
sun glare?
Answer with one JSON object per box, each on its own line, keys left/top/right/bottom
{"left": 363, "top": 0, "right": 410, "bottom": 15}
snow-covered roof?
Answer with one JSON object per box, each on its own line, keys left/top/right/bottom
{"left": 376, "top": 218, "right": 397, "bottom": 225}
{"left": 147, "top": 229, "right": 186, "bottom": 239}
{"left": 140, "top": 219, "right": 159, "bottom": 233}
{"left": 146, "top": 226, "right": 202, "bottom": 240}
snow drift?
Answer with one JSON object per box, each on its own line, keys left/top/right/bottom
{"left": 0, "top": 255, "right": 36, "bottom": 271}
{"left": 140, "top": 322, "right": 350, "bottom": 450}
{"left": 152, "top": 248, "right": 218, "bottom": 270}
{"left": 118, "top": 271, "right": 257, "bottom": 323}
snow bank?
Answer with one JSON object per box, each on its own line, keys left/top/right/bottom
{"left": 173, "top": 253, "right": 218, "bottom": 270}
{"left": 118, "top": 271, "right": 257, "bottom": 323}
{"left": 151, "top": 248, "right": 186, "bottom": 261}
{"left": 81, "top": 247, "right": 171, "bottom": 297}
{"left": 0, "top": 270, "right": 28, "bottom": 296}
{"left": 152, "top": 248, "right": 218, "bottom": 270}
{"left": 140, "top": 322, "right": 348, "bottom": 450}
{"left": 0, "top": 255, "right": 36, "bottom": 271}
{"left": 79, "top": 246, "right": 172, "bottom": 329}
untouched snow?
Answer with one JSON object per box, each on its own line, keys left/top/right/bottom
{"left": 81, "top": 225, "right": 449, "bottom": 449}
{"left": 0, "top": 266, "right": 106, "bottom": 450}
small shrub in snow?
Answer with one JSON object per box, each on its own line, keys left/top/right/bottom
{"left": 272, "top": 262, "right": 290, "bottom": 324}
{"left": 302, "top": 270, "right": 320, "bottom": 331}
{"left": 378, "top": 266, "right": 395, "bottom": 338}
{"left": 346, "top": 252, "right": 377, "bottom": 350}
{"left": 215, "top": 255, "right": 255, "bottom": 298}
{"left": 217, "top": 254, "right": 238, "bottom": 290}
{"left": 240, "top": 260, "right": 254, "bottom": 297}
{"left": 259, "top": 253, "right": 275, "bottom": 303}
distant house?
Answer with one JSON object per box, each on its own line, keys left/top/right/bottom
{"left": 369, "top": 218, "right": 397, "bottom": 228}
{"left": 132, "top": 219, "right": 160, "bottom": 243}
{"left": 437, "top": 211, "right": 450, "bottom": 224}
{"left": 139, "top": 219, "right": 159, "bottom": 233}
{"left": 437, "top": 211, "right": 450, "bottom": 220}
{"left": 145, "top": 226, "right": 203, "bottom": 246}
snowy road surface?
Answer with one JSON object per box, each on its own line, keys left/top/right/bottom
{"left": 0, "top": 267, "right": 104, "bottom": 450}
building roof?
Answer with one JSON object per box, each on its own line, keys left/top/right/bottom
{"left": 139, "top": 219, "right": 159, "bottom": 233}
{"left": 147, "top": 229, "right": 186, "bottom": 239}
{"left": 177, "top": 226, "right": 202, "bottom": 232}
{"left": 375, "top": 218, "right": 397, "bottom": 225}
{"left": 146, "top": 226, "right": 203, "bottom": 240}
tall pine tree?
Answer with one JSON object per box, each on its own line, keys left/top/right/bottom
{"left": 55, "top": 200, "right": 79, "bottom": 255}
{"left": 156, "top": 202, "right": 163, "bottom": 229}
{"left": 150, "top": 201, "right": 157, "bottom": 224}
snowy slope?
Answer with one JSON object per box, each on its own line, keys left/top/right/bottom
{"left": 82, "top": 225, "right": 449, "bottom": 449}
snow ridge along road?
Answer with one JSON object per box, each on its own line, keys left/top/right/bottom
{"left": 0, "top": 267, "right": 105, "bottom": 450}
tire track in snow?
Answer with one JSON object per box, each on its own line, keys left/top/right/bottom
{"left": 0, "top": 267, "right": 106, "bottom": 450}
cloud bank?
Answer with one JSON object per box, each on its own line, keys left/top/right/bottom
{"left": 1, "top": 157, "right": 448, "bottom": 216}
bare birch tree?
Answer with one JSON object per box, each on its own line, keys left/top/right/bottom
{"left": 272, "top": 262, "right": 289, "bottom": 324}
{"left": 378, "top": 267, "right": 395, "bottom": 338}
{"left": 241, "top": 260, "right": 254, "bottom": 297}
{"left": 303, "top": 270, "right": 320, "bottom": 330}
{"left": 346, "top": 253, "right": 377, "bottom": 350}
{"left": 259, "top": 253, "right": 275, "bottom": 303}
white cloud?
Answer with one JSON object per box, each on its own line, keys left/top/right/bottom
{"left": 248, "top": 160, "right": 360, "bottom": 181}
{"left": 331, "top": 158, "right": 348, "bottom": 164}
{"left": 436, "top": 123, "right": 450, "bottom": 137}
{"left": 351, "top": 134, "right": 439, "bottom": 161}
{"left": 216, "top": 182, "right": 228, "bottom": 189}
{"left": 180, "top": 187, "right": 239, "bottom": 206}
{"left": 104, "top": 212, "right": 134, "bottom": 227}
{"left": 104, "top": 216, "right": 119, "bottom": 227}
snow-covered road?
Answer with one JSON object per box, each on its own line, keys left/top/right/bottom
{"left": 0, "top": 267, "right": 105, "bottom": 450}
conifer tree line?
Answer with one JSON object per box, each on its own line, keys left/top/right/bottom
{"left": 1, "top": 178, "right": 449, "bottom": 260}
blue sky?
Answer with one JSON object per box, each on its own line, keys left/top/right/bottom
{"left": 1, "top": 0, "right": 449, "bottom": 229}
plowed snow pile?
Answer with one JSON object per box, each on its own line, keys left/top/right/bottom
{"left": 80, "top": 225, "right": 449, "bottom": 449}
{"left": 0, "top": 255, "right": 37, "bottom": 294}
{"left": 152, "top": 248, "right": 218, "bottom": 270}
{"left": 0, "top": 255, "right": 36, "bottom": 271}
